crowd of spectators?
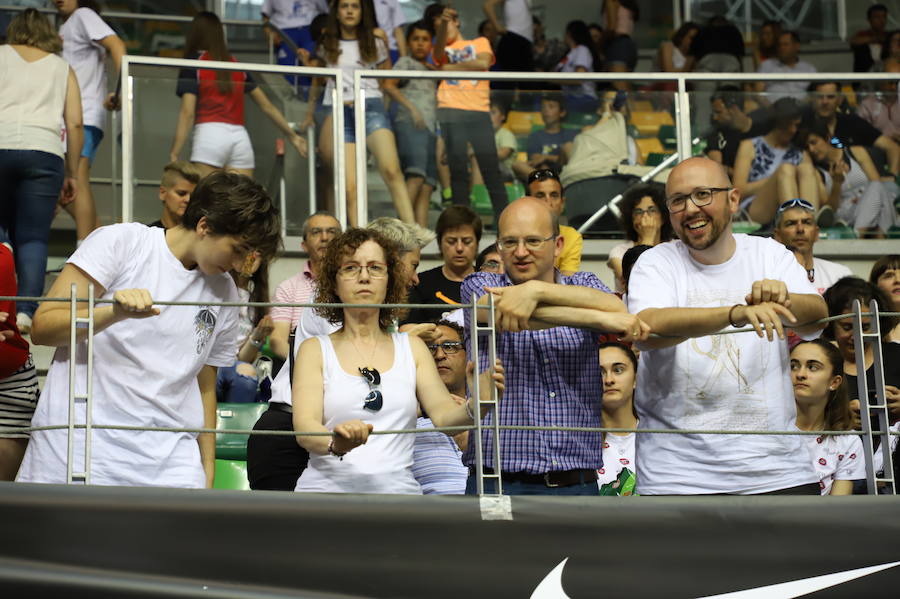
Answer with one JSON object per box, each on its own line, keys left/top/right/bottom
{"left": 0, "top": 3, "right": 898, "bottom": 498}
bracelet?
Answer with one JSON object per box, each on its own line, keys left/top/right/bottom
{"left": 728, "top": 304, "right": 742, "bottom": 328}
{"left": 465, "top": 397, "right": 476, "bottom": 421}
{"left": 327, "top": 438, "right": 346, "bottom": 460}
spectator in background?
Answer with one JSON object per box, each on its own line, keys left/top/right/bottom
{"left": 386, "top": 20, "right": 438, "bottom": 228}
{"left": 490, "top": 98, "right": 517, "bottom": 182}
{"left": 756, "top": 31, "right": 817, "bottom": 103}
{"left": 482, "top": 0, "right": 534, "bottom": 89}
{"left": 525, "top": 169, "right": 583, "bottom": 276}
{"left": 688, "top": 16, "right": 745, "bottom": 132}
{"left": 588, "top": 22, "right": 604, "bottom": 57}
{"left": 366, "top": 216, "right": 434, "bottom": 289}
{"left": 513, "top": 96, "right": 577, "bottom": 181}
{"left": 476, "top": 245, "right": 504, "bottom": 274}
{"left": 772, "top": 198, "right": 852, "bottom": 294}
{"left": 597, "top": 342, "right": 639, "bottom": 496}
{"left": 54, "top": 0, "right": 125, "bottom": 244}
{"left": 619, "top": 244, "right": 653, "bottom": 296}
{"left": 802, "top": 123, "right": 897, "bottom": 237}
{"left": 733, "top": 97, "right": 818, "bottom": 225}
{"left": 148, "top": 161, "right": 201, "bottom": 230}
{"left": 261, "top": 0, "right": 328, "bottom": 71}
{"left": 1, "top": 8, "right": 83, "bottom": 334}
{"left": 870, "top": 255, "right": 900, "bottom": 342}
{"left": 705, "top": 87, "right": 773, "bottom": 175}
{"left": 373, "top": 0, "right": 407, "bottom": 62}
{"left": 791, "top": 340, "right": 865, "bottom": 495}
{"left": 478, "top": 19, "right": 500, "bottom": 53}
{"left": 857, "top": 39, "right": 900, "bottom": 143}
{"left": 412, "top": 320, "right": 471, "bottom": 495}
{"left": 433, "top": 6, "right": 507, "bottom": 223}
{"left": 807, "top": 81, "right": 900, "bottom": 176}
{"left": 269, "top": 212, "right": 341, "bottom": 361}
{"left": 532, "top": 16, "right": 566, "bottom": 72}
{"left": 607, "top": 183, "right": 673, "bottom": 293}
{"left": 0, "top": 243, "right": 39, "bottom": 480}
{"left": 171, "top": 12, "right": 308, "bottom": 179}
{"left": 554, "top": 20, "right": 600, "bottom": 113}
{"left": 656, "top": 21, "right": 698, "bottom": 74}
{"left": 406, "top": 206, "right": 481, "bottom": 324}
{"left": 752, "top": 20, "right": 782, "bottom": 70}
{"left": 850, "top": 3, "right": 889, "bottom": 75}
{"left": 879, "top": 29, "right": 900, "bottom": 73}
{"left": 602, "top": 0, "right": 639, "bottom": 83}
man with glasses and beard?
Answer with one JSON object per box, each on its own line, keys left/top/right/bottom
{"left": 461, "top": 197, "right": 650, "bottom": 495}
{"left": 627, "top": 157, "right": 828, "bottom": 496}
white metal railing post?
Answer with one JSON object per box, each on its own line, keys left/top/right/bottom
{"left": 837, "top": 0, "right": 847, "bottom": 41}
{"left": 334, "top": 77, "right": 347, "bottom": 228}
{"left": 675, "top": 75, "right": 693, "bottom": 163}
{"left": 354, "top": 72, "right": 367, "bottom": 226}
{"left": 307, "top": 127, "right": 317, "bottom": 218}
{"left": 111, "top": 109, "right": 118, "bottom": 221}
{"left": 470, "top": 293, "right": 502, "bottom": 496}
{"left": 66, "top": 283, "right": 95, "bottom": 484}
{"left": 121, "top": 56, "right": 133, "bottom": 223}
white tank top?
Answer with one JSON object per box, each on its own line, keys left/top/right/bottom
{"left": 0, "top": 46, "right": 69, "bottom": 158}
{"left": 295, "top": 332, "right": 422, "bottom": 494}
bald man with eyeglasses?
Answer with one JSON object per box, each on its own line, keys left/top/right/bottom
{"left": 627, "top": 157, "right": 828, "bottom": 496}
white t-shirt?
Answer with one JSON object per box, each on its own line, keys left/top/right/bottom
{"left": 60, "top": 7, "right": 116, "bottom": 130}
{"left": 373, "top": 0, "right": 406, "bottom": 52}
{"left": 17, "top": 224, "right": 240, "bottom": 487}
{"left": 268, "top": 305, "right": 339, "bottom": 406}
{"left": 503, "top": 0, "right": 533, "bottom": 42}
{"left": 627, "top": 234, "right": 821, "bottom": 495}
{"left": 321, "top": 38, "right": 389, "bottom": 104}
{"left": 805, "top": 433, "right": 866, "bottom": 495}
{"left": 555, "top": 44, "right": 596, "bottom": 99}
{"left": 261, "top": 0, "right": 327, "bottom": 30}
{"left": 812, "top": 257, "right": 853, "bottom": 295}
{"left": 597, "top": 432, "right": 636, "bottom": 488}
{"left": 295, "top": 333, "right": 421, "bottom": 494}
{"left": 758, "top": 58, "right": 817, "bottom": 102}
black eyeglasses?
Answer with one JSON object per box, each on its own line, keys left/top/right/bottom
{"left": 360, "top": 367, "right": 383, "bottom": 412}
{"left": 427, "top": 341, "right": 464, "bottom": 356}
{"left": 527, "top": 168, "right": 560, "bottom": 185}
{"left": 665, "top": 187, "right": 730, "bottom": 214}
{"left": 777, "top": 198, "right": 815, "bottom": 213}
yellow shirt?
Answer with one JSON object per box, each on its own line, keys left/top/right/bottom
{"left": 556, "top": 225, "right": 583, "bottom": 274}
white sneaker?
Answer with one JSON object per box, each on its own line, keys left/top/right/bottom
{"left": 16, "top": 313, "right": 31, "bottom": 335}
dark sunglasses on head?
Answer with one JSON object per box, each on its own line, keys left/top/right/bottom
{"left": 360, "top": 367, "right": 383, "bottom": 412}
{"left": 527, "top": 168, "right": 560, "bottom": 185}
{"left": 777, "top": 198, "right": 815, "bottom": 213}
{"left": 829, "top": 136, "right": 844, "bottom": 149}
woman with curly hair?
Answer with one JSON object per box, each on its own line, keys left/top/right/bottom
{"left": 606, "top": 183, "right": 673, "bottom": 293}
{"left": 292, "top": 228, "right": 503, "bottom": 494}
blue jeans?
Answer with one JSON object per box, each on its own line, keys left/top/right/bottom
{"left": 393, "top": 120, "right": 437, "bottom": 187}
{"left": 464, "top": 473, "right": 599, "bottom": 496}
{"left": 342, "top": 98, "right": 392, "bottom": 143}
{"left": 216, "top": 362, "right": 260, "bottom": 404}
{"left": 0, "top": 150, "right": 64, "bottom": 318}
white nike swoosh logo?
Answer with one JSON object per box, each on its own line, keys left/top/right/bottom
{"left": 531, "top": 558, "right": 900, "bottom": 599}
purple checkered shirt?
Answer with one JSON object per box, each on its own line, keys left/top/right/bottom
{"left": 461, "top": 271, "right": 608, "bottom": 474}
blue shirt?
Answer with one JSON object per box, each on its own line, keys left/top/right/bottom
{"left": 412, "top": 417, "right": 467, "bottom": 494}
{"left": 526, "top": 128, "right": 577, "bottom": 158}
{"left": 461, "top": 271, "right": 610, "bottom": 474}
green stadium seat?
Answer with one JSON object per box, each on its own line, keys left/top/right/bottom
{"left": 470, "top": 184, "right": 492, "bottom": 216}
{"left": 216, "top": 402, "right": 268, "bottom": 460}
{"left": 658, "top": 124, "right": 677, "bottom": 150}
{"left": 646, "top": 152, "right": 673, "bottom": 167}
{"left": 213, "top": 459, "right": 250, "bottom": 491}
{"left": 887, "top": 226, "right": 900, "bottom": 239}
{"left": 819, "top": 226, "right": 857, "bottom": 240}
{"left": 506, "top": 181, "right": 525, "bottom": 204}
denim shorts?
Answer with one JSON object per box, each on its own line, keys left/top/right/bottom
{"left": 81, "top": 125, "right": 104, "bottom": 163}
{"left": 393, "top": 120, "right": 438, "bottom": 187}
{"left": 342, "top": 97, "right": 392, "bottom": 143}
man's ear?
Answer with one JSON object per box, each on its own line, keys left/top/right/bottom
{"left": 159, "top": 186, "right": 167, "bottom": 201}
{"left": 196, "top": 216, "right": 210, "bottom": 237}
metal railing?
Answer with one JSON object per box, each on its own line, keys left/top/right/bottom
{"left": 120, "top": 55, "right": 343, "bottom": 228}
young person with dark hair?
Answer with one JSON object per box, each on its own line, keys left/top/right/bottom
{"left": 406, "top": 206, "right": 482, "bottom": 324}
{"left": 607, "top": 183, "right": 673, "bottom": 293}
{"left": 704, "top": 87, "right": 772, "bottom": 173}
{"left": 17, "top": 171, "right": 282, "bottom": 488}
{"left": 870, "top": 255, "right": 900, "bottom": 342}
{"left": 148, "top": 161, "right": 202, "bottom": 230}
{"left": 597, "top": 342, "right": 639, "bottom": 496}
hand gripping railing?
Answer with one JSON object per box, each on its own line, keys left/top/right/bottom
{"left": 66, "top": 284, "right": 95, "bottom": 484}
{"left": 852, "top": 299, "right": 896, "bottom": 495}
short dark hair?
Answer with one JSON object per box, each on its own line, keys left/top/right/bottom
{"left": 617, "top": 183, "right": 673, "bottom": 243}
{"left": 711, "top": 86, "right": 742, "bottom": 108}
{"left": 621, "top": 244, "right": 654, "bottom": 289}
{"left": 882, "top": 30, "right": 900, "bottom": 60}
{"left": 779, "top": 30, "right": 800, "bottom": 44}
{"left": 181, "top": 171, "right": 282, "bottom": 261}
{"left": 809, "top": 80, "right": 841, "bottom": 93}
{"left": 423, "top": 3, "right": 445, "bottom": 34}
{"left": 435, "top": 319, "right": 465, "bottom": 344}
{"left": 435, "top": 205, "right": 483, "bottom": 245}
{"left": 791, "top": 339, "right": 853, "bottom": 432}
{"left": 868, "top": 4, "right": 888, "bottom": 19}
{"left": 540, "top": 94, "right": 566, "bottom": 113}
{"left": 406, "top": 19, "right": 431, "bottom": 40}
{"left": 822, "top": 276, "right": 898, "bottom": 340}
{"left": 490, "top": 94, "right": 510, "bottom": 120}
{"left": 598, "top": 341, "right": 638, "bottom": 372}
{"left": 671, "top": 21, "right": 699, "bottom": 47}
{"left": 772, "top": 97, "right": 802, "bottom": 130}
{"left": 870, "top": 254, "right": 900, "bottom": 286}
{"left": 475, "top": 245, "right": 500, "bottom": 270}
{"left": 314, "top": 228, "right": 409, "bottom": 330}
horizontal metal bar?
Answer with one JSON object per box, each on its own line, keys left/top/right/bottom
{"left": 359, "top": 68, "right": 900, "bottom": 82}
{"left": 123, "top": 55, "right": 341, "bottom": 77}
{"left": 0, "top": 5, "right": 258, "bottom": 26}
